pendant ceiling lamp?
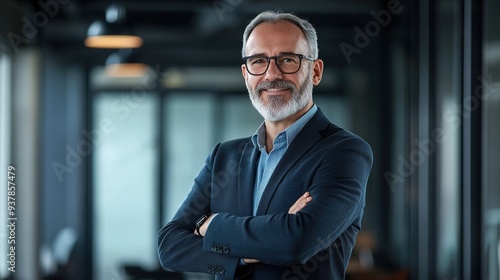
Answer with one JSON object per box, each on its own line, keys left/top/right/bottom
{"left": 105, "top": 49, "right": 147, "bottom": 77}
{"left": 84, "top": 3, "right": 143, "bottom": 49}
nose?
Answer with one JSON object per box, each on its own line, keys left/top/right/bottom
{"left": 264, "top": 58, "right": 282, "bottom": 81}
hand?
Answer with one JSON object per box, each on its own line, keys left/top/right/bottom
{"left": 243, "top": 258, "right": 260, "bottom": 264}
{"left": 241, "top": 192, "right": 312, "bottom": 265}
{"left": 288, "top": 192, "right": 313, "bottom": 214}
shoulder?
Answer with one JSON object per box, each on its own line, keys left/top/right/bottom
{"left": 318, "top": 121, "right": 372, "bottom": 158}
{"left": 209, "top": 137, "right": 252, "bottom": 157}
{"left": 219, "top": 136, "right": 252, "bottom": 150}
{"left": 332, "top": 127, "right": 373, "bottom": 169}
{"left": 311, "top": 109, "right": 369, "bottom": 146}
{"left": 204, "top": 137, "right": 254, "bottom": 171}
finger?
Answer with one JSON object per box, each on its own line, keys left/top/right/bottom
{"left": 295, "top": 197, "right": 312, "bottom": 210}
{"left": 294, "top": 192, "right": 310, "bottom": 206}
{"left": 289, "top": 193, "right": 308, "bottom": 212}
{"left": 289, "top": 193, "right": 312, "bottom": 214}
{"left": 295, "top": 193, "right": 311, "bottom": 207}
{"left": 289, "top": 199, "right": 303, "bottom": 214}
{"left": 243, "top": 258, "right": 260, "bottom": 264}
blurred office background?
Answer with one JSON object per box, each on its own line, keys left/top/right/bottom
{"left": 0, "top": 0, "right": 499, "bottom": 279}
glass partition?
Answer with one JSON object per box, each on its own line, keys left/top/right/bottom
{"left": 92, "top": 92, "right": 160, "bottom": 280}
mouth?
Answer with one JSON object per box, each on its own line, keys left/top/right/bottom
{"left": 261, "top": 87, "right": 291, "bottom": 95}
{"left": 256, "top": 80, "right": 295, "bottom": 96}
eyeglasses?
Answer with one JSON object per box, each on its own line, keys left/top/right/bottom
{"left": 242, "top": 53, "right": 315, "bottom": 76}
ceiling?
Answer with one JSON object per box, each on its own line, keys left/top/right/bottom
{"left": 16, "top": 0, "right": 395, "bottom": 67}
{"left": 5, "top": 0, "right": 411, "bottom": 92}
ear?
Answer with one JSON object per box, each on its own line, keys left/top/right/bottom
{"left": 241, "top": 64, "right": 248, "bottom": 80}
{"left": 312, "top": 59, "right": 324, "bottom": 86}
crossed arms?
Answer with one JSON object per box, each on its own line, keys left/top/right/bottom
{"left": 158, "top": 135, "right": 373, "bottom": 276}
{"left": 194, "top": 192, "right": 313, "bottom": 264}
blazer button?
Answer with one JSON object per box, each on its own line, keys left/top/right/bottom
{"left": 211, "top": 245, "right": 217, "bottom": 252}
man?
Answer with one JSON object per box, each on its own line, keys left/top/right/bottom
{"left": 158, "top": 10, "right": 373, "bottom": 280}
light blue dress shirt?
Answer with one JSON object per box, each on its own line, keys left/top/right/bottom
{"left": 251, "top": 105, "right": 318, "bottom": 215}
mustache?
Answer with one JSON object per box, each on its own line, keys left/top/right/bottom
{"left": 256, "top": 80, "right": 296, "bottom": 93}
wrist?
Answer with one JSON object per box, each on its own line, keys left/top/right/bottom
{"left": 195, "top": 213, "right": 212, "bottom": 236}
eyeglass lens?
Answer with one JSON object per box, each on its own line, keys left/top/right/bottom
{"left": 246, "top": 54, "right": 302, "bottom": 75}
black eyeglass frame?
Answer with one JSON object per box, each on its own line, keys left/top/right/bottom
{"left": 242, "top": 53, "right": 316, "bottom": 76}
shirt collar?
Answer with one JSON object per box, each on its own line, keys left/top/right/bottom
{"left": 251, "top": 105, "right": 318, "bottom": 150}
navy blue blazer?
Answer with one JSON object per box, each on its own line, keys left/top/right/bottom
{"left": 158, "top": 108, "right": 373, "bottom": 280}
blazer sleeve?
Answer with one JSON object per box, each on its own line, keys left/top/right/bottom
{"left": 157, "top": 143, "right": 240, "bottom": 279}
{"left": 203, "top": 136, "right": 373, "bottom": 266}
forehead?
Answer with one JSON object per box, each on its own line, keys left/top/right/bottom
{"left": 245, "top": 21, "right": 309, "bottom": 55}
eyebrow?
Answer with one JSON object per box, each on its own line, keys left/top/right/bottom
{"left": 246, "top": 52, "right": 300, "bottom": 57}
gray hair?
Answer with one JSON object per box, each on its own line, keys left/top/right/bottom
{"left": 241, "top": 10, "right": 319, "bottom": 59}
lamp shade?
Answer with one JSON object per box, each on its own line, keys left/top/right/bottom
{"left": 84, "top": 20, "right": 143, "bottom": 49}
{"left": 104, "top": 51, "right": 147, "bottom": 77}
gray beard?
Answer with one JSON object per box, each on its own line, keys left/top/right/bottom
{"left": 248, "top": 72, "right": 313, "bottom": 121}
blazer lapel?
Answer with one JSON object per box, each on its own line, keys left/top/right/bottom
{"left": 238, "top": 140, "right": 259, "bottom": 216}
{"left": 255, "top": 109, "right": 331, "bottom": 215}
